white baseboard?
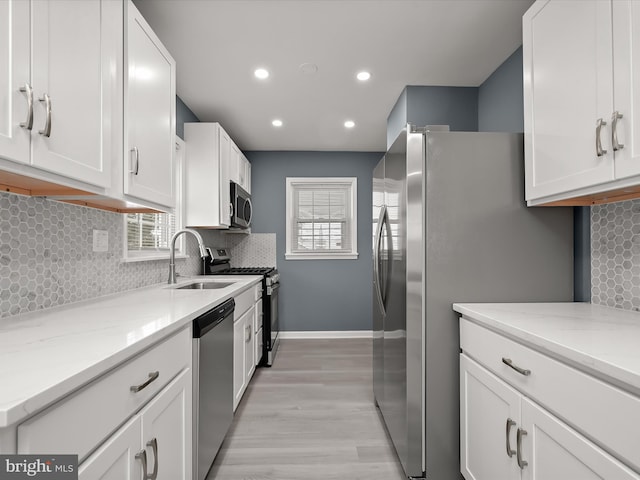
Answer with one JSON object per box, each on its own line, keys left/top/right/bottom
{"left": 279, "top": 330, "right": 373, "bottom": 339}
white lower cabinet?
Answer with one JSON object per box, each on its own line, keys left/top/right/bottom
{"left": 78, "top": 415, "right": 140, "bottom": 480}
{"left": 79, "top": 369, "right": 191, "bottom": 480}
{"left": 233, "top": 305, "right": 255, "bottom": 411}
{"left": 232, "top": 284, "right": 262, "bottom": 411}
{"left": 460, "top": 321, "right": 640, "bottom": 480}
{"left": 18, "top": 327, "right": 192, "bottom": 479}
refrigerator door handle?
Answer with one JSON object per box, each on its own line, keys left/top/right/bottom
{"left": 373, "top": 205, "right": 387, "bottom": 315}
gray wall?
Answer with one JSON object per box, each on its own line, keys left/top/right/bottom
{"left": 176, "top": 96, "right": 199, "bottom": 139}
{"left": 478, "top": 47, "right": 524, "bottom": 132}
{"left": 387, "top": 86, "right": 478, "bottom": 147}
{"left": 246, "top": 151, "right": 382, "bottom": 332}
{"left": 476, "top": 46, "right": 587, "bottom": 302}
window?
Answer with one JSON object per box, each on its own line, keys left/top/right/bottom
{"left": 123, "top": 137, "right": 184, "bottom": 261}
{"left": 286, "top": 177, "right": 358, "bottom": 260}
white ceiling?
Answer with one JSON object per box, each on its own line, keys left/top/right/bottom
{"left": 133, "top": 0, "right": 534, "bottom": 152}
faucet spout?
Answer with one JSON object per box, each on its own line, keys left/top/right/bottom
{"left": 168, "top": 228, "right": 208, "bottom": 284}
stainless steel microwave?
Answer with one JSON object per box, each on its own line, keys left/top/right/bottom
{"left": 230, "top": 182, "right": 252, "bottom": 228}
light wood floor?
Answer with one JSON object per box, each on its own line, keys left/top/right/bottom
{"left": 207, "top": 338, "right": 407, "bottom": 480}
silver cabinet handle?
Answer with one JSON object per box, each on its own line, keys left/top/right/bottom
{"left": 596, "top": 118, "right": 607, "bottom": 157}
{"left": 506, "top": 418, "right": 516, "bottom": 457}
{"left": 130, "top": 147, "right": 140, "bottom": 175}
{"left": 19, "top": 83, "right": 33, "bottom": 130}
{"left": 612, "top": 111, "right": 624, "bottom": 151}
{"left": 502, "top": 357, "right": 531, "bottom": 376}
{"left": 516, "top": 428, "right": 528, "bottom": 469}
{"left": 38, "top": 94, "right": 51, "bottom": 137}
{"left": 135, "top": 449, "right": 148, "bottom": 479}
{"left": 146, "top": 438, "right": 158, "bottom": 480}
{"left": 130, "top": 371, "right": 159, "bottom": 393}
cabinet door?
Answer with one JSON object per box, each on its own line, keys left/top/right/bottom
{"left": 78, "top": 416, "right": 141, "bottom": 480}
{"left": 460, "top": 355, "right": 521, "bottom": 480}
{"left": 124, "top": 1, "right": 176, "bottom": 208}
{"left": 30, "top": 0, "right": 117, "bottom": 188}
{"left": 523, "top": 0, "right": 614, "bottom": 201}
{"left": 245, "top": 305, "right": 256, "bottom": 382}
{"left": 233, "top": 313, "right": 247, "bottom": 411}
{"left": 520, "top": 398, "right": 640, "bottom": 480}
{"left": 229, "top": 142, "right": 241, "bottom": 185}
{"left": 0, "top": 0, "right": 29, "bottom": 165}
{"left": 140, "top": 369, "right": 192, "bottom": 480}
{"left": 218, "top": 128, "right": 231, "bottom": 226}
{"left": 245, "top": 159, "right": 251, "bottom": 194}
{"left": 612, "top": 0, "right": 640, "bottom": 180}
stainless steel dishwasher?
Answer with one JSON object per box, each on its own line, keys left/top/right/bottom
{"left": 193, "top": 298, "right": 234, "bottom": 480}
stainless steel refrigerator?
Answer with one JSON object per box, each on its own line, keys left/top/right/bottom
{"left": 372, "top": 126, "right": 574, "bottom": 479}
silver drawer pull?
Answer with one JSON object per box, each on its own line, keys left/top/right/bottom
{"left": 506, "top": 418, "right": 516, "bottom": 457}
{"left": 147, "top": 438, "right": 158, "bottom": 480}
{"left": 38, "top": 94, "right": 52, "bottom": 137}
{"left": 502, "top": 358, "right": 531, "bottom": 376}
{"left": 596, "top": 118, "right": 607, "bottom": 157}
{"left": 517, "top": 428, "right": 528, "bottom": 469}
{"left": 612, "top": 111, "right": 624, "bottom": 151}
{"left": 130, "top": 371, "right": 160, "bottom": 393}
{"left": 19, "top": 83, "right": 33, "bottom": 130}
{"left": 135, "top": 449, "right": 148, "bottom": 477}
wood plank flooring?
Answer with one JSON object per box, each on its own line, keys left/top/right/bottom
{"left": 207, "top": 338, "right": 407, "bottom": 480}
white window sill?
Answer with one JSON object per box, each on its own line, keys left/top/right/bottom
{"left": 121, "top": 253, "right": 189, "bottom": 263}
{"left": 285, "top": 252, "right": 359, "bottom": 260}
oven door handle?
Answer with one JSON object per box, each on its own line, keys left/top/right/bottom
{"left": 267, "top": 282, "right": 279, "bottom": 295}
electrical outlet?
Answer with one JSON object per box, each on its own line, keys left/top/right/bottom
{"left": 92, "top": 229, "right": 109, "bottom": 252}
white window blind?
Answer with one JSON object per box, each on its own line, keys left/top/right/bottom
{"left": 286, "top": 177, "right": 358, "bottom": 260}
{"left": 126, "top": 212, "right": 176, "bottom": 252}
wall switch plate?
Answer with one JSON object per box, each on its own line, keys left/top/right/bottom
{"left": 92, "top": 229, "right": 109, "bottom": 252}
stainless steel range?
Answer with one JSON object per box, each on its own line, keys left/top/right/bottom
{"left": 202, "top": 248, "right": 280, "bottom": 366}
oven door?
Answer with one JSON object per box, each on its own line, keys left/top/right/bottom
{"left": 266, "top": 282, "right": 279, "bottom": 366}
{"left": 230, "top": 182, "right": 252, "bottom": 228}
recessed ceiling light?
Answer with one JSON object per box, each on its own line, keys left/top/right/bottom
{"left": 299, "top": 63, "right": 318, "bottom": 75}
{"left": 344, "top": 120, "right": 355, "bottom": 129}
{"left": 272, "top": 119, "right": 283, "bottom": 127}
{"left": 254, "top": 68, "right": 269, "bottom": 79}
{"left": 356, "top": 71, "right": 371, "bottom": 81}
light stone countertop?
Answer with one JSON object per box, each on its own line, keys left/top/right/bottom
{"left": 453, "top": 302, "right": 640, "bottom": 395}
{"left": 0, "top": 275, "right": 262, "bottom": 428}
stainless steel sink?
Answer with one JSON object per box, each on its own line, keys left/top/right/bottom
{"left": 177, "top": 282, "right": 234, "bottom": 290}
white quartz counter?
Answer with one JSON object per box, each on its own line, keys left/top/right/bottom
{"left": 0, "top": 275, "right": 262, "bottom": 428}
{"left": 453, "top": 302, "right": 640, "bottom": 394}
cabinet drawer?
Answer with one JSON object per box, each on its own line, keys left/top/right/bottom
{"left": 234, "top": 286, "right": 255, "bottom": 319}
{"left": 460, "top": 318, "right": 640, "bottom": 472}
{"left": 254, "top": 284, "right": 262, "bottom": 301}
{"left": 17, "top": 326, "right": 191, "bottom": 462}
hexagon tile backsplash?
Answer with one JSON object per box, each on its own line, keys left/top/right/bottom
{"left": 591, "top": 200, "right": 640, "bottom": 311}
{"left": 0, "top": 192, "right": 201, "bottom": 319}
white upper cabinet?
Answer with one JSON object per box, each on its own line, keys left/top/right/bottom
{"left": 124, "top": 1, "right": 176, "bottom": 209}
{"left": 0, "top": 0, "right": 119, "bottom": 189}
{"left": 612, "top": 1, "right": 640, "bottom": 180}
{"left": 0, "top": 0, "right": 29, "bottom": 165}
{"left": 229, "top": 142, "right": 251, "bottom": 193}
{"left": 184, "top": 122, "right": 232, "bottom": 228}
{"left": 524, "top": 0, "right": 640, "bottom": 206}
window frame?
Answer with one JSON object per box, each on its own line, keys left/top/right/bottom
{"left": 285, "top": 177, "right": 359, "bottom": 260}
{"left": 121, "top": 136, "right": 185, "bottom": 262}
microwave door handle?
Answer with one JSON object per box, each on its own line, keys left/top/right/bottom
{"left": 246, "top": 198, "right": 253, "bottom": 225}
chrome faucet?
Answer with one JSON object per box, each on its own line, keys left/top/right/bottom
{"left": 168, "top": 228, "right": 208, "bottom": 284}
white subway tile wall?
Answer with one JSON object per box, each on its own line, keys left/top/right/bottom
{"left": 591, "top": 200, "right": 640, "bottom": 311}
{"left": 0, "top": 192, "right": 201, "bottom": 319}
